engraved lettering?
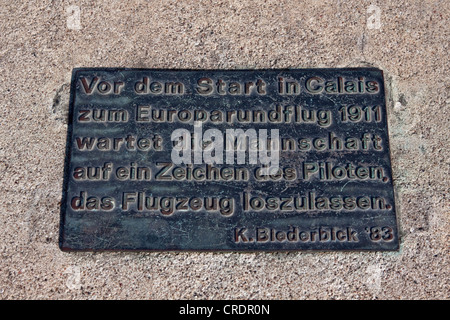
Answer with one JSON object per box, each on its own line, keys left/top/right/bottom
{"left": 77, "top": 109, "right": 128, "bottom": 122}
{"left": 237, "top": 226, "right": 359, "bottom": 244}
{"left": 121, "top": 192, "right": 235, "bottom": 216}
{"left": 79, "top": 77, "right": 124, "bottom": 95}
{"left": 196, "top": 78, "right": 266, "bottom": 95}
{"left": 242, "top": 192, "right": 389, "bottom": 212}
{"left": 61, "top": 68, "right": 398, "bottom": 251}
{"left": 74, "top": 135, "right": 162, "bottom": 151}
{"left": 70, "top": 191, "right": 114, "bottom": 211}
{"left": 235, "top": 228, "right": 248, "bottom": 242}
{"left": 134, "top": 77, "right": 184, "bottom": 95}
{"left": 305, "top": 76, "right": 379, "bottom": 94}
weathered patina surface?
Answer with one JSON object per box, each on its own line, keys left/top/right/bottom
{"left": 60, "top": 68, "right": 398, "bottom": 250}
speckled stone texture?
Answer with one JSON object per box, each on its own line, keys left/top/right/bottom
{"left": 0, "top": 0, "right": 448, "bottom": 299}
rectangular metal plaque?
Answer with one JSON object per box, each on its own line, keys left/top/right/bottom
{"left": 59, "top": 68, "right": 399, "bottom": 251}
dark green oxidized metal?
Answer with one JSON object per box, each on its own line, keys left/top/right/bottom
{"left": 59, "top": 68, "right": 399, "bottom": 251}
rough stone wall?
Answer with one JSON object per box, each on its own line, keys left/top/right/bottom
{"left": 0, "top": 0, "right": 448, "bottom": 299}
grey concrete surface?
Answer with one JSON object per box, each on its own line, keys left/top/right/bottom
{"left": 0, "top": 0, "right": 448, "bottom": 299}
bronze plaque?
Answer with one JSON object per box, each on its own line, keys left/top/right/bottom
{"left": 59, "top": 68, "right": 399, "bottom": 251}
